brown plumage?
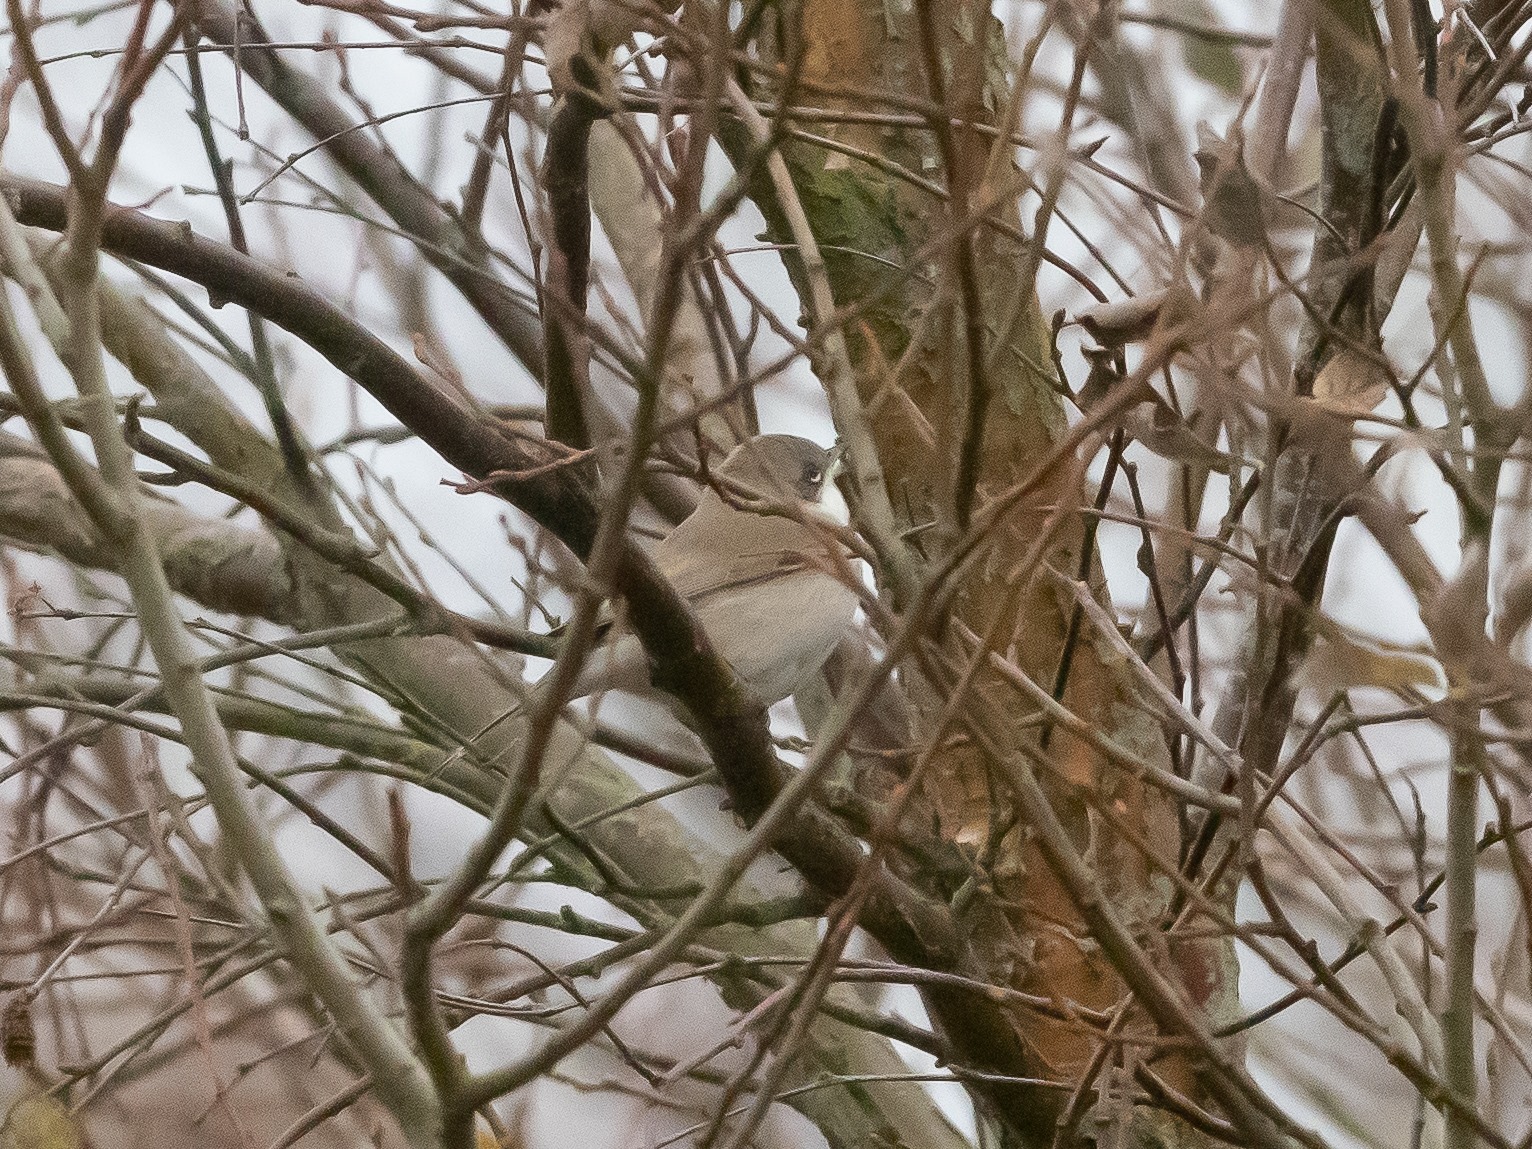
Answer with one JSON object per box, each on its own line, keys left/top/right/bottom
{"left": 568, "top": 435, "right": 858, "bottom": 707}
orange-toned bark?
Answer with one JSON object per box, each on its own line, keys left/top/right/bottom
{"left": 770, "top": 0, "right": 1227, "bottom": 1133}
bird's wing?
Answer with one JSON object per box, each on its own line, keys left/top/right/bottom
{"left": 548, "top": 511, "right": 842, "bottom": 636}
{"left": 545, "top": 549, "right": 827, "bottom": 654}
{"left": 654, "top": 499, "right": 847, "bottom": 600}
{"left": 660, "top": 544, "right": 834, "bottom": 603}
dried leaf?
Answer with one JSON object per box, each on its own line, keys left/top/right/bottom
{"left": 1311, "top": 347, "right": 1391, "bottom": 415}
{"left": 1074, "top": 285, "right": 1195, "bottom": 347}
{"left": 2, "top": 998, "right": 33, "bottom": 1070}
{"left": 537, "top": 0, "right": 679, "bottom": 93}
{"left": 1132, "top": 401, "right": 1238, "bottom": 473}
{"left": 1158, "top": 0, "right": 1245, "bottom": 95}
{"left": 1496, "top": 565, "right": 1532, "bottom": 644}
{"left": 1076, "top": 291, "right": 1168, "bottom": 346}
{"left": 1304, "top": 616, "right": 1445, "bottom": 696}
{"left": 0, "top": 1094, "right": 82, "bottom": 1149}
{"left": 1423, "top": 542, "right": 1490, "bottom": 678}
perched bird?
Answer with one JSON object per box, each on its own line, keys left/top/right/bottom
{"left": 1194, "top": 122, "right": 1269, "bottom": 250}
{"left": 561, "top": 434, "right": 860, "bottom": 708}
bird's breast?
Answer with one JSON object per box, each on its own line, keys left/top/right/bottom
{"left": 692, "top": 569, "right": 858, "bottom": 705}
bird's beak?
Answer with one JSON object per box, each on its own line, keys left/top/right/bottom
{"left": 827, "top": 442, "right": 848, "bottom": 478}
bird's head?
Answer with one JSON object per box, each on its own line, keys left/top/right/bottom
{"left": 716, "top": 434, "right": 849, "bottom": 527}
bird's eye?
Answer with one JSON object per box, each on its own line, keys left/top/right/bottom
{"left": 805, "top": 467, "right": 822, "bottom": 485}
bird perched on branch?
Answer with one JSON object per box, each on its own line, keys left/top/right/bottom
{"left": 559, "top": 434, "right": 860, "bottom": 709}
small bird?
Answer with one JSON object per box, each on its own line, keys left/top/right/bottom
{"left": 1194, "top": 123, "right": 1269, "bottom": 249}
{"left": 561, "top": 434, "right": 860, "bottom": 708}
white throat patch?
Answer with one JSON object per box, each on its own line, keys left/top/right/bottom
{"left": 813, "top": 476, "right": 851, "bottom": 527}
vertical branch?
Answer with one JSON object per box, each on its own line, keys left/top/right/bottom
{"left": 181, "top": 28, "right": 316, "bottom": 497}
{"left": 911, "top": 0, "right": 989, "bottom": 535}
{"left": 540, "top": 68, "right": 601, "bottom": 448}
{"left": 721, "top": 80, "right": 920, "bottom": 603}
{"left": 461, "top": 26, "right": 529, "bottom": 236}
{"left": 1209, "top": 0, "right": 1387, "bottom": 783}
{"left": 1380, "top": 4, "right": 1501, "bottom": 1147}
